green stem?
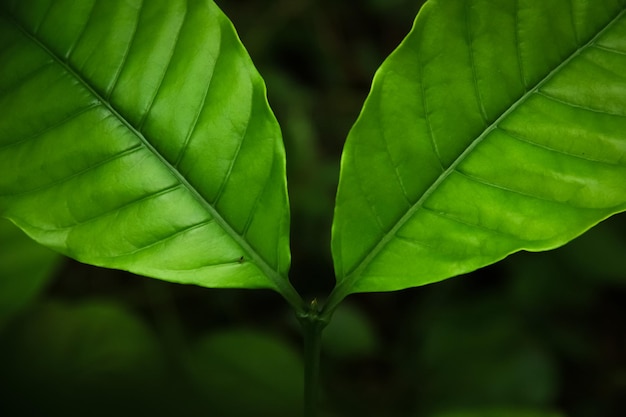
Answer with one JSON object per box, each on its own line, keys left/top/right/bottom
{"left": 298, "top": 300, "right": 328, "bottom": 417}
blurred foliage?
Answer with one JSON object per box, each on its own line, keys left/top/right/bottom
{"left": 0, "top": 300, "right": 167, "bottom": 417}
{"left": 323, "top": 303, "right": 379, "bottom": 359}
{"left": 0, "top": 1, "right": 625, "bottom": 416}
{"left": 431, "top": 410, "right": 565, "bottom": 417}
{"left": 0, "top": 218, "right": 61, "bottom": 329}
{"left": 188, "top": 329, "right": 303, "bottom": 416}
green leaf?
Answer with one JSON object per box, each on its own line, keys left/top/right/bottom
{"left": 0, "top": 0, "right": 299, "bottom": 305}
{"left": 330, "top": 0, "right": 626, "bottom": 300}
{"left": 0, "top": 217, "right": 60, "bottom": 329}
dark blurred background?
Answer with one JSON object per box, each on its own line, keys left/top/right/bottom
{"left": 1, "top": 1, "right": 625, "bottom": 416}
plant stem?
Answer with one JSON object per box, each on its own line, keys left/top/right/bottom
{"left": 298, "top": 300, "right": 328, "bottom": 417}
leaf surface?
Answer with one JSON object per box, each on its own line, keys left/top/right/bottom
{"left": 331, "top": 0, "right": 626, "bottom": 299}
{"left": 0, "top": 0, "right": 298, "bottom": 303}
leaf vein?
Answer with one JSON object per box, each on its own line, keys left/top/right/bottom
{"left": 107, "top": 219, "right": 215, "bottom": 258}
{"left": 514, "top": 0, "right": 528, "bottom": 88}
{"left": 465, "top": 0, "right": 488, "bottom": 123}
{"left": 45, "top": 184, "right": 185, "bottom": 231}
{"left": 0, "top": 103, "right": 100, "bottom": 150}
{"left": 213, "top": 99, "right": 249, "bottom": 206}
{"left": 2, "top": 145, "right": 143, "bottom": 197}
{"left": 591, "top": 43, "right": 626, "bottom": 56}
{"left": 66, "top": 0, "right": 97, "bottom": 60}
{"left": 106, "top": 0, "right": 144, "bottom": 99}
{"left": 0, "top": 60, "right": 54, "bottom": 97}
{"left": 417, "top": 47, "right": 444, "bottom": 170}
{"left": 567, "top": 0, "right": 580, "bottom": 45}
{"left": 379, "top": 117, "right": 411, "bottom": 204}
{"left": 242, "top": 161, "right": 270, "bottom": 238}
{"left": 497, "top": 126, "right": 624, "bottom": 166}
{"left": 536, "top": 90, "right": 626, "bottom": 117}
{"left": 173, "top": 23, "right": 221, "bottom": 168}
{"left": 137, "top": 4, "right": 187, "bottom": 131}
{"left": 454, "top": 169, "right": 572, "bottom": 206}
{"left": 421, "top": 205, "right": 522, "bottom": 240}
{"left": 393, "top": 234, "right": 434, "bottom": 249}
{"left": 32, "top": 0, "right": 53, "bottom": 35}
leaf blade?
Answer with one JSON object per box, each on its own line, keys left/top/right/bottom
{"left": 331, "top": 0, "right": 626, "bottom": 298}
{"left": 0, "top": 0, "right": 298, "bottom": 303}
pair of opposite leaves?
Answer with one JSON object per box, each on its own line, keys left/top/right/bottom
{"left": 0, "top": 0, "right": 625, "bottom": 311}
